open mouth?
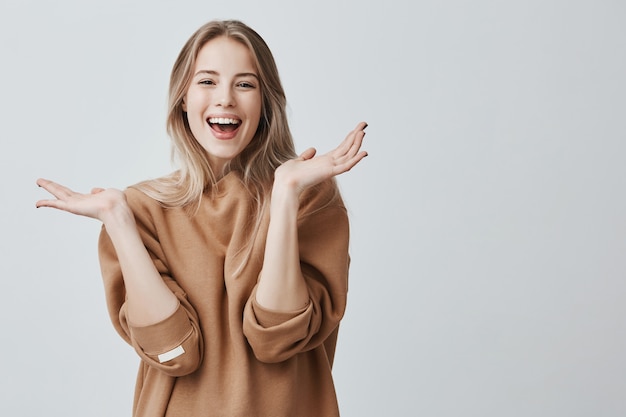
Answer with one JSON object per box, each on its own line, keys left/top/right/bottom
{"left": 208, "top": 117, "right": 241, "bottom": 133}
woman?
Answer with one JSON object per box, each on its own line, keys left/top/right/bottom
{"left": 36, "top": 19, "right": 367, "bottom": 416}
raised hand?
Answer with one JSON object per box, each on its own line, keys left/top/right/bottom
{"left": 274, "top": 121, "right": 368, "bottom": 195}
{"left": 36, "top": 178, "right": 129, "bottom": 223}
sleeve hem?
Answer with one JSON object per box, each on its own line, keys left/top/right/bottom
{"left": 250, "top": 287, "right": 310, "bottom": 328}
{"left": 128, "top": 303, "right": 194, "bottom": 354}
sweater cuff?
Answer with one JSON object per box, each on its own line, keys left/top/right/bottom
{"left": 251, "top": 295, "right": 310, "bottom": 328}
{"left": 128, "top": 304, "right": 192, "bottom": 355}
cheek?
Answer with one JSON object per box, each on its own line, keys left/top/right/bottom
{"left": 185, "top": 95, "right": 207, "bottom": 133}
{"left": 184, "top": 89, "right": 207, "bottom": 113}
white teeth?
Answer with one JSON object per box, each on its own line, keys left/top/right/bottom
{"left": 208, "top": 117, "right": 240, "bottom": 125}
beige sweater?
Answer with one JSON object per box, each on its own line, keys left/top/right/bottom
{"left": 98, "top": 171, "right": 350, "bottom": 417}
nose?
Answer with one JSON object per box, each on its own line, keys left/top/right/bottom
{"left": 216, "top": 85, "right": 235, "bottom": 107}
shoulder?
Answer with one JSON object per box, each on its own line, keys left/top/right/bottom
{"left": 124, "top": 171, "right": 180, "bottom": 209}
{"left": 297, "top": 179, "right": 350, "bottom": 245}
{"left": 122, "top": 172, "right": 183, "bottom": 222}
{"left": 124, "top": 184, "right": 162, "bottom": 213}
{"left": 298, "top": 179, "right": 345, "bottom": 218}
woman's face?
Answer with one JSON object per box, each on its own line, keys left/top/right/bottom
{"left": 184, "top": 36, "right": 262, "bottom": 173}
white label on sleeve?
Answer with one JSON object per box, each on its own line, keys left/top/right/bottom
{"left": 158, "top": 345, "right": 185, "bottom": 363}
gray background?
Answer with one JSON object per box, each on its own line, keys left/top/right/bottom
{"left": 2, "top": 0, "right": 625, "bottom": 415}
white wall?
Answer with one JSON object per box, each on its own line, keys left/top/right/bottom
{"left": 2, "top": 0, "right": 625, "bottom": 415}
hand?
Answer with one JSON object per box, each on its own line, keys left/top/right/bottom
{"left": 274, "top": 121, "right": 368, "bottom": 195}
{"left": 36, "top": 178, "right": 129, "bottom": 223}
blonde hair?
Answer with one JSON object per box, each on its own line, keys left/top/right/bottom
{"left": 134, "top": 20, "right": 299, "bottom": 275}
{"left": 136, "top": 20, "right": 296, "bottom": 209}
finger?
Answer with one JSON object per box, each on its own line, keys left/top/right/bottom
{"left": 331, "top": 131, "right": 357, "bottom": 158}
{"left": 345, "top": 129, "right": 366, "bottom": 157}
{"left": 334, "top": 122, "right": 368, "bottom": 157}
{"left": 37, "top": 178, "right": 74, "bottom": 199}
{"left": 333, "top": 129, "right": 365, "bottom": 163}
{"left": 333, "top": 124, "right": 368, "bottom": 169}
{"left": 91, "top": 187, "right": 105, "bottom": 194}
{"left": 333, "top": 150, "right": 368, "bottom": 175}
{"left": 299, "top": 147, "right": 317, "bottom": 160}
{"left": 356, "top": 121, "right": 368, "bottom": 131}
{"left": 347, "top": 122, "right": 368, "bottom": 139}
{"left": 35, "top": 198, "right": 70, "bottom": 211}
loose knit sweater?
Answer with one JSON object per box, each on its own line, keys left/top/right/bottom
{"left": 98, "top": 171, "right": 350, "bottom": 417}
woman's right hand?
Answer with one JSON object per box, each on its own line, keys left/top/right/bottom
{"left": 37, "top": 178, "right": 182, "bottom": 327}
{"left": 36, "top": 178, "right": 130, "bottom": 223}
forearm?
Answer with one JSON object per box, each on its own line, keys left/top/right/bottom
{"left": 255, "top": 185, "right": 309, "bottom": 311}
{"left": 102, "top": 205, "right": 178, "bottom": 326}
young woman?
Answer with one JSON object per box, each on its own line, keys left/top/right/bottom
{"left": 36, "top": 19, "right": 367, "bottom": 417}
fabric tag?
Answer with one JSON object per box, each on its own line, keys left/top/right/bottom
{"left": 158, "top": 345, "right": 185, "bottom": 363}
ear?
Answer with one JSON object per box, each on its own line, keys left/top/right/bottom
{"left": 181, "top": 97, "right": 187, "bottom": 112}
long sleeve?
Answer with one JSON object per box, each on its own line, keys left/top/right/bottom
{"left": 242, "top": 181, "right": 350, "bottom": 363}
{"left": 98, "top": 188, "right": 204, "bottom": 377}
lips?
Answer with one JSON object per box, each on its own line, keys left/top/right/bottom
{"left": 207, "top": 116, "right": 241, "bottom": 139}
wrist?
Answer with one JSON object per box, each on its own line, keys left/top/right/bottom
{"left": 99, "top": 199, "right": 135, "bottom": 230}
{"left": 270, "top": 181, "right": 300, "bottom": 216}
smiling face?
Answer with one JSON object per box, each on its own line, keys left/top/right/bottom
{"left": 183, "top": 36, "right": 262, "bottom": 174}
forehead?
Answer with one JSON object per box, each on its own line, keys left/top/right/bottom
{"left": 194, "top": 36, "right": 257, "bottom": 73}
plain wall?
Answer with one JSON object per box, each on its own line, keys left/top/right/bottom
{"left": 2, "top": 0, "right": 625, "bottom": 415}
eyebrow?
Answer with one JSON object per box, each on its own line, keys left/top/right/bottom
{"left": 193, "top": 70, "right": 259, "bottom": 79}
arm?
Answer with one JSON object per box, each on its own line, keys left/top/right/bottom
{"left": 243, "top": 196, "right": 350, "bottom": 363}
{"left": 37, "top": 180, "right": 203, "bottom": 375}
{"left": 253, "top": 182, "right": 309, "bottom": 311}
{"left": 244, "top": 122, "right": 367, "bottom": 362}
{"left": 255, "top": 121, "right": 367, "bottom": 311}
{"left": 36, "top": 179, "right": 178, "bottom": 325}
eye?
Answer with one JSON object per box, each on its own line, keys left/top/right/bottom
{"left": 198, "top": 79, "right": 215, "bottom": 85}
{"left": 237, "top": 81, "right": 256, "bottom": 89}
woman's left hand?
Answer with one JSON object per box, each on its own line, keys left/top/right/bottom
{"left": 274, "top": 121, "right": 368, "bottom": 195}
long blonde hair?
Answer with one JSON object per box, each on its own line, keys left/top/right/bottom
{"left": 134, "top": 20, "right": 299, "bottom": 275}
{"left": 136, "top": 20, "right": 296, "bottom": 210}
